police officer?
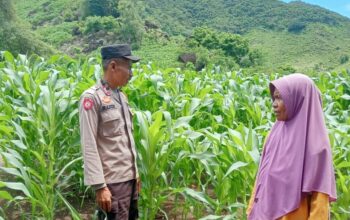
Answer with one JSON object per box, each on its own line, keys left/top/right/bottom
{"left": 79, "top": 44, "right": 140, "bottom": 220}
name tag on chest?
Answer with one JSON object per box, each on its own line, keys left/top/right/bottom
{"left": 101, "top": 105, "right": 116, "bottom": 111}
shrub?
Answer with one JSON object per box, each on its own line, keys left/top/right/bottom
{"left": 83, "top": 16, "right": 119, "bottom": 34}
{"left": 288, "top": 22, "right": 306, "bottom": 33}
{"left": 82, "top": 0, "right": 120, "bottom": 18}
{"left": 340, "top": 54, "right": 349, "bottom": 64}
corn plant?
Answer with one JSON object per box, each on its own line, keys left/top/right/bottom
{"left": 0, "top": 52, "right": 349, "bottom": 219}
{"left": 0, "top": 52, "right": 84, "bottom": 219}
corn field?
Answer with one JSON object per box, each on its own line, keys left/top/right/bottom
{"left": 0, "top": 51, "right": 349, "bottom": 219}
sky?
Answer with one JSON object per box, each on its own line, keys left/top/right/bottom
{"left": 282, "top": 0, "right": 350, "bottom": 18}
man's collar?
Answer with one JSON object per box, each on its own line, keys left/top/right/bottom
{"left": 99, "top": 80, "right": 111, "bottom": 96}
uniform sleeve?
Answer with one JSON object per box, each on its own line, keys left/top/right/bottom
{"left": 308, "top": 192, "right": 329, "bottom": 220}
{"left": 79, "top": 94, "right": 105, "bottom": 186}
{"left": 92, "top": 183, "right": 107, "bottom": 191}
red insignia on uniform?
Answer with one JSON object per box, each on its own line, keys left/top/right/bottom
{"left": 102, "top": 85, "right": 111, "bottom": 96}
{"left": 83, "top": 98, "right": 94, "bottom": 110}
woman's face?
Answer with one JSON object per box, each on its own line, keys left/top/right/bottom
{"left": 272, "top": 89, "right": 288, "bottom": 121}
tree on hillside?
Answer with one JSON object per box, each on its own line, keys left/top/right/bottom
{"left": 118, "top": 0, "right": 145, "bottom": 49}
{"left": 0, "top": 0, "right": 15, "bottom": 22}
{"left": 187, "top": 27, "right": 263, "bottom": 67}
{"left": 0, "top": 0, "right": 54, "bottom": 55}
{"left": 288, "top": 22, "right": 306, "bottom": 33}
{"left": 190, "top": 28, "right": 250, "bottom": 63}
{"left": 82, "top": 0, "right": 120, "bottom": 18}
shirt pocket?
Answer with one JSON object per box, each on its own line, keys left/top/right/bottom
{"left": 100, "top": 109, "right": 123, "bottom": 137}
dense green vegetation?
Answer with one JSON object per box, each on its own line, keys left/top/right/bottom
{"left": 0, "top": 0, "right": 53, "bottom": 55}
{"left": 6, "top": 0, "right": 349, "bottom": 71}
{"left": 188, "top": 27, "right": 262, "bottom": 68}
{"left": 0, "top": 1, "right": 349, "bottom": 218}
{"left": 82, "top": 0, "right": 119, "bottom": 18}
{"left": 145, "top": 0, "right": 350, "bottom": 34}
{"left": 0, "top": 52, "right": 349, "bottom": 219}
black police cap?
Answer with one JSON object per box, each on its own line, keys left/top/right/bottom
{"left": 101, "top": 44, "right": 140, "bottom": 62}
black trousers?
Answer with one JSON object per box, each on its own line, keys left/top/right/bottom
{"left": 97, "top": 199, "right": 138, "bottom": 220}
{"left": 96, "top": 179, "right": 138, "bottom": 220}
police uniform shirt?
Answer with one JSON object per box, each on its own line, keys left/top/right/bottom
{"left": 79, "top": 81, "right": 138, "bottom": 186}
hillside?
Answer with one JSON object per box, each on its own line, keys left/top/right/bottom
{"left": 143, "top": 0, "right": 350, "bottom": 71}
{"left": 0, "top": 0, "right": 54, "bottom": 55}
{"left": 144, "top": 0, "right": 350, "bottom": 34}
{"left": 9, "top": 0, "right": 350, "bottom": 71}
{"left": 246, "top": 24, "right": 350, "bottom": 71}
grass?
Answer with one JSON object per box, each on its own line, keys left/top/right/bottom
{"left": 13, "top": 0, "right": 82, "bottom": 26}
{"left": 35, "top": 22, "right": 79, "bottom": 47}
{"left": 246, "top": 23, "right": 350, "bottom": 72}
{"left": 134, "top": 36, "right": 186, "bottom": 69}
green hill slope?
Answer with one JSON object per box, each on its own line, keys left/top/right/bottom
{"left": 10, "top": 0, "right": 350, "bottom": 71}
{"left": 144, "top": 0, "right": 350, "bottom": 34}
{"left": 246, "top": 24, "right": 350, "bottom": 71}
{"left": 0, "top": 0, "right": 54, "bottom": 55}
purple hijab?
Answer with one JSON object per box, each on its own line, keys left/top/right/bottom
{"left": 248, "top": 73, "right": 337, "bottom": 220}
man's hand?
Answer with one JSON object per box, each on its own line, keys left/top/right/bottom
{"left": 96, "top": 187, "right": 112, "bottom": 212}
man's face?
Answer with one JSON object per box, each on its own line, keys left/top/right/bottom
{"left": 107, "top": 58, "right": 132, "bottom": 87}
{"left": 272, "top": 89, "right": 288, "bottom": 121}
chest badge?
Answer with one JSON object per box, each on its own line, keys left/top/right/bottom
{"left": 102, "top": 96, "right": 112, "bottom": 104}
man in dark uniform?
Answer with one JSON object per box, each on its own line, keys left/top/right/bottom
{"left": 79, "top": 44, "right": 140, "bottom": 220}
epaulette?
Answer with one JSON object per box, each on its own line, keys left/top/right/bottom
{"left": 120, "top": 91, "right": 129, "bottom": 102}
{"left": 82, "top": 85, "right": 99, "bottom": 97}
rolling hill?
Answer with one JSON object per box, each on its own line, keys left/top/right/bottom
{"left": 9, "top": 0, "right": 350, "bottom": 71}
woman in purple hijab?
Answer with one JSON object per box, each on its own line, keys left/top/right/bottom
{"left": 246, "top": 73, "right": 337, "bottom": 220}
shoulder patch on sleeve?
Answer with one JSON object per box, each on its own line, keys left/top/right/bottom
{"left": 83, "top": 97, "right": 94, "bottom": 110}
